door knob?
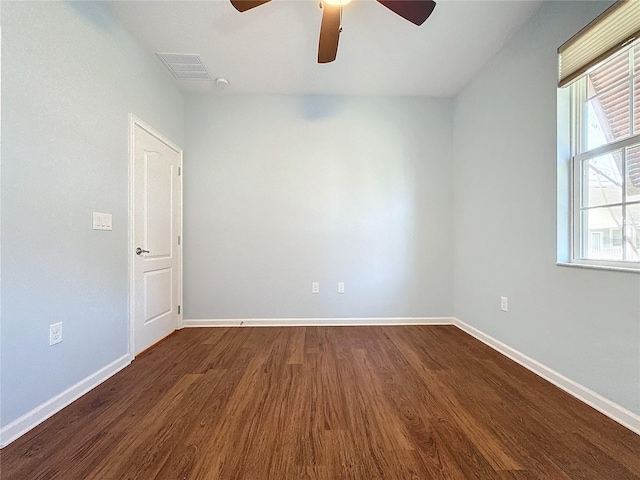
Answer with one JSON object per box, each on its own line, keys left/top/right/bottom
{"left": 136, "top": 247, "right": 150, "bottom": 255}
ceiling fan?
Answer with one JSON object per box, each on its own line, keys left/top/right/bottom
{"left": 230, "top": 0, "right": 436, "bottom": 63}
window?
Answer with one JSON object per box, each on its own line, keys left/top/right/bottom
{"left": 570, "top": 43, "right": 640, "bottom": 269}
{"left": 558, "top": 0, "right": 640, "bottom": 271}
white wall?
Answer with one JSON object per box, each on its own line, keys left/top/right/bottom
{"left": 453, "top": 1, "right": 640, "bottom": 415}
{"left": 184, "top": 95, "right": 453, "bottom": 320}
{"left": 1, "top": 2, "right": 183, "bottom": 427}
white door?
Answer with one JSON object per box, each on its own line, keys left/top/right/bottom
{"left": 132, "top": 120, "right": 182, "bottom": 355}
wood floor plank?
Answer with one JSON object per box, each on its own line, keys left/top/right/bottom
{"left": 443, "top": 350, "right": 625, "bottom": 477}
{"left": 375, "top": 327, "right": 524, "bottom": 472}
{"left": 286, "top": 326, "right": 306, "bottom": 365}
{"left": 474, "top": 353, "right": 640, "bottom": 476}
{"left": 85, "top": 373, "right": 203, "bottom": 479}
{"left": 417, "top": 331, "right": 578, "bottom": 479}
{"left": 2, "top": 325, "right": 638, "bottom": 480}
{"left": 497, "top": 471, "right": 542, "bottom": 480}
{"left": 187, "top": 329, "right": 290, "bottom": 478}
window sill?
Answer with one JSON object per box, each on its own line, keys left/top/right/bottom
{"left": 556, "top": 262, "right": 640, "bottom": 274}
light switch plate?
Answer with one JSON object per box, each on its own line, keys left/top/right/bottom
{"left": 93, "top": 212, "right": 112, "bottom": 231}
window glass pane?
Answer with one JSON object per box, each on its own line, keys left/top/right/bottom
{"left": 585, "top": 82, "right": 630, "bottom": 150}
{"left": 627, "top": 144, "right": 640, "bottom": 203}
{"left": 582, "top": 206, "right": 623, "bottom": 261}
{"left": 626, "top": 203, "right": 640, "bottom": 261}
{"left": 582, "top": 150, "right": 623, "bottom": 207}
{"left": 587, "top": 51, "right": 629, "bottom": 98}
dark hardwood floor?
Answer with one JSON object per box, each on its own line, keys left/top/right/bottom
{"left": 2, "top": 326, "right": 639, "bottom": 479}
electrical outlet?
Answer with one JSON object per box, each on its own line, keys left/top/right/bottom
{"left": 312, "top": 282, "right": 320, "bottom": 294}
{"left": 50, "top": 322, "right": 63, "bottom": 345}
{"left": 337, "top": 282, "right": 345, "bottom": 294}
{"left": 500, "top": 296, "right": 508, "bottom": 312}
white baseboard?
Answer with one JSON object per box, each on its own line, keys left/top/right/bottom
{"left": 453, "top": 318, "right": 640, "bottom": 436}
{"left": 182, "top": 317, "right": 456, "bottom": 327}
{"left": 0, "top": 354, "right": 131, "bottom": 448}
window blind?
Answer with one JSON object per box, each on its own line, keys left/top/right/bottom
{"left": 558, "top": 0, "right": 640, "bottom": 88}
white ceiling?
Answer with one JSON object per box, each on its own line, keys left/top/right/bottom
{"left": 108, "top": 0, "right": 542, "bottom": 97}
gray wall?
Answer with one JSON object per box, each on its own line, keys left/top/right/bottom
{"left": 453, "top": 1, "right": 640, "bottom": 414}
{"left": 184, "top": 95, "right": 453, "bottom": 319}
{"left": 1, "top": 1, "right": 184, "bottom": 426}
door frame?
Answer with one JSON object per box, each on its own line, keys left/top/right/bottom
{"left": 128, "top": 114, "right": 184, "bottom": 359}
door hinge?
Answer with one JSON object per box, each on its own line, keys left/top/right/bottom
{"left": 178, "top": 305, "right": 181, "bottom": 315}
{"left": 178, "top": 235, "right": 181, "bottom": 245}
{"left": 178, "top": 167, "right": 181, "bottom": 176}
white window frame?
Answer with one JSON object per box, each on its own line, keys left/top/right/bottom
{"left": 569, "top": 46, "right": 640, "bottom": 272}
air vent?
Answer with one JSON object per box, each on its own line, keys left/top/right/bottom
{"left": 157, "top": 53, "right": 211, "bottom": 80}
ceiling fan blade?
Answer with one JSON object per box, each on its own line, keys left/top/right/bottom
{"left": 318, "top": 4, "right": 341, "bottom": 64}
{"left": 377, "top": 0, "right": 436, "bottom": 26}
{"left": 230, "top": 0, "right": 271, "bottom": 13}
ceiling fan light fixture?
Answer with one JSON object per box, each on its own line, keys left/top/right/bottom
{"left": 323, "top": 0, "right": 352, "bottom": 7}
